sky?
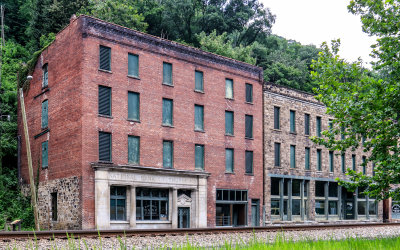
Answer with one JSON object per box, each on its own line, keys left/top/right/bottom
{"left": 262, "top": 0, "right": 377, "bottom": 66}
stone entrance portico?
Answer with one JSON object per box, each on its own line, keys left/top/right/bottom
{"left": 93, "top": 164, "right": 209, "bottom": 229}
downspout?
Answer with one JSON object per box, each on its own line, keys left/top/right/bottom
{"left": 260, "top": 72, "right": 266, "bottom": 226}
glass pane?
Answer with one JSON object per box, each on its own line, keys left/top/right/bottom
{"left": 245, "top": 151, "right": 253, "bottom": 174}
{"left": 225, "top": 149, "right": 234, "bottom": 173}
{"left": 352, "top": 155, "right": 356, "bottom": 171}
{"left": 42, "top": 141, "right": 48, "bottom": 168}
{"left": 195, "top": 145, "right": 204, "bottom": 169}
{"left": 117, "top": 199, "right": 126, "bottom": 220}
{"left": 195, "top": 105, "right": 204, "bottom": 130}
{"left": 110, "top": 199, "right": 116, "bottom": 220}
{"left": 284, "top": 179, "right": 289, "bottom": 196}
{"left": 271, "top": 178, "right": 280, "bottom": 196}
{"left": 223, "top": 190, "right": 229, "bottom": 201}
{"left": 342, "top": 154, "right": 346, "bottom": 173}
{"left": 329, "top": 201, "right": 338, "bottom": 215}
{"left": 290, "top": 110, "right": 295, "bottom": 132}
{"left": 245, "top": 115, "right": 253, "bottom": 138}
{"left": 160, "top": 201, "right": 168, "bottom": 220}
{"left": 329, "top": 151, "right": 334, "bottom": 172}
{"left": 290, "top": 145, "right": 296, "bottom": 168}
{"left": 305, "top": 147, "right": 310, "bottom": 170}
{"left": 151, "top": 200, "right": 160, "bottom": 220}
{"left": 128, "top": 53, "right": 139, "bottom": 77}
{"left": 274, "top": 143, "right": 280, "bottom": 167}
{"left": 136, "top": 200, "right": 142, "bottom": 220}
{"left": 163, "top": 141, "right": 173, "bottom": 168}
{"left": 358, "top": 201, "right": 366, "bottom": 215}
{"left": 163, "top": 62, "right": 172, "bottom": 84}
{"left": 315, "top": 181, "right": 325, "bottom": 197}
{"left": 143, "top": 200, "right": 151, "bottom": 220}
{"left": 216, "top": 190, "right": 222, "bottom": 200}
{"left": 317, "top": 150, "right": 322, "bottom": 171}
{"left": 235, "top": 191, "right": 241, "bottom": 201}
{"left": 225, "top": 111, "right": 234, "bottom": 135}
{"left": 315, "top": 200, "right": 325, "bottom": 215}
{"left": 292, "top": 179, "right": 301, "bottom": 196}
{"left": 160, "top": 189, "right": 168, "bottom": 198}
{"left": 369, "top": 201, "right": 377, "bottom": 215}
{"left": 292, "top": 199, "right": 301, "bottom": 215}
{"left": 162, "top": 99, "right": 173, "bottom": 125}
{"left": 316, "top": 117, "right": 321, "bottom": 137}
{"left": 329, "top": 182, "right": 338, "bottom": 197}
{"left": 41, "top": 100, "right": 48, "bottom": 128}
{"left": 128, "top": 136, "right": 140, "bottom": 164}
{"left": 128, "top": 92, "right": 140, "bottom": 121}
{"left": 283, "top": 200, "right": 288, "bottom": 215}
{"left": 358, "top": 187, "right": 366, "bottom": 199}
{"left": 304, "top": 114, "right": 310, "bottom": 135}
{"left": 274, "top": 107, "right": 280, "bottom": 129}
{"left": 245, "top": 83, "right": 253, "bottom": 103}
{"left": 195, "top": 71, "right": 203, "bottom": 91}
{"left": 271, "top": 200, "right": 280, "bottom": 215}
{"left": 225, "top": 79, "right": 233, "bottom": 99}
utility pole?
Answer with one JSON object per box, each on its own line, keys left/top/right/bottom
{"left": 19, "top": 88, "right": 40, "bottom": 231}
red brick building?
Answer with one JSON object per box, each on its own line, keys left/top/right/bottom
{"left": 18, "top": 15, "right": 264, "bottom": 230}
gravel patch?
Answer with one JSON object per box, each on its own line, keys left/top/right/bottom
{"left": 3, "top": 226, "right": 400, "bottom": 249}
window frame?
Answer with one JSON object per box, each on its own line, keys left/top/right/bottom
{"left": 225, "top": 148, "right": 234, "bottom": 173}
{"left": 245, "top": 114, "right": 253, "bottom": 139}
{"left": 194, "top": 104, "right": 204, "bottom": 131}
{"left": 305, "top": 147, "right": 310, "bottom": 170}
{"left": 162, "top": 62, "right": 173, "bottom": 85}
{"left": 304, "top": 113, "right": 310, "bottom": 135}
{"left": 128, "top": 135, "right": 140, "bottom": 165}
{"left": 42, "top": 140, "right": 48, "bottom": 169}
{"left": 329, "top": 151, "right": 334, "bottom": 172}
{"left": 136, "top": 188, "right": 169, "bottom": 221}
{"left": 290, "top": 145, "right": 296, "bottom": 168}
{"left": 317, "top": 149, "right": 322, "bottom": 171}
{"left": 225, "top": 78, "right": 234, "bottom": 99}
{"left": 163, "top": 140, "right": 173, "bottom": 168}
{"left": 42, "top": 63, "right": 48, "bottom": 87}
{"left": 162, "top": 98, "right": 173, "bottom": 126}
{"left": 195, "top": 70, "right": 204, "bottom": 92}
{"left": 41, "top": 99, "right": 48, "bottom": 129}
{"left": 128, "top": 91, "right": 140, "bottom": 121}
{"left": 245, "top": 150, "right": 253, "bottom": 174}
{"left": 110, "top": 186, "right": 126, "bottom": 221}
{"left": 195, "top": 144, "right": 205, "bottom": 170}
{"left": 99, "top": 45, "right": 111, "bottom": 71}
{"left": 128, "top": 53, "right": 139, "bottom": 78}
{"left": 274, "top": 106, "right": 280, "bottom": 130}
{"left": 245, "top": 83, "right": 253, "bottom": 103}
{"left": 99, "top": 131, "right": 112, "bottom": 162}
{"left": 290, "top": 110, "right": 296, "bottom": 133}
{"left": 225, "top": 111, "right": 234, "bottom": 136}
{"left": 316, "top": 116, "right": 322, "bottom": 137}
{"left": 274, "top": 143, "right": 281, "bottom": 167}
{"left": 98, "top": 85, "right": 112, "bottom": 117}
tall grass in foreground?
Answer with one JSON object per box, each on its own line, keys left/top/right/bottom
{"left": 6, "top": 233, "right": 400, "bottom": 249}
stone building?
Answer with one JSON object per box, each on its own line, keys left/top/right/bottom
{"left": 17, "top": 15, "right": 264, "bottom": 230}
{"left": 263, "top": 83, "right": 383, "bottom": 223}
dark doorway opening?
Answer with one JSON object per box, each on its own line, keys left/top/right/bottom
{"left": 178, "top": 207, "right": 190, "bottom": 228}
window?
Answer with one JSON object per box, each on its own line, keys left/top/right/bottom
{"left": 225, "top": 79, "right": 233, "bottom": 99}
{"left": 305, "top": 147, "right": 310, "bottom": 170}
{"left": 304, "top": 114, "right": 310, "bottom": 135}
{"left": 329, "top": 119, "right": 333, "bottom": 131}
{"left": 51, "top": 192, "right": 57, "bottom": 221}
{"left": 290, "top": 145, "right": 296, "bottom": 168}
{"left": 341, "top": 154, "right": 346, "bottom": 173}
{"left": 41, "top": 100, "right": 48, "bottom": 128}
{"left": 42, "top": 141, "right": 48, "bottom": 168}
{"left": 341, "top": 125, "right": 345, "bottom": 140}
{"left": 290, "top": 110, "right": 296, "bottom": 133}
{"left": 225, "top": 111, "right": 234, "bottom": 135}
{"left": 194, "top": 105, "right": 204, "bottom": 131}
{"left": 245, "top": 151, "right": 253, "bottom": 174}
{"left": 245, "top": 83, "right": 253, "bottom": 103}
{"left": 162, "top": 98, "right": 173, "bottom": 126}
{"left": 216, "top": 189, "right": 247, "bottom": 226}
{"left": 128, "top": 136, "right": 140, "bottom": 165}
{"left": 110, "top": 186, "right": 126, "bottom": 221}
{"left": 317, "top": 149, "right": 322, "bottom": 171}
{"left": 245, "top": 115, "right": 253, "bottom": 139}
{"left": 362, "top": 156, "right": 367, "bottom": 174}
{"left": 99, "top": 45, "right": 111, "bottom": 71}
{"left": 195, "top": 144, "right": 204, "bottom": 170}
{"left": 42, "top": 64, "right": 48, "bottom": 87}
{"left": 274, "top": 143, "right": 281, "bottom": 167}
{"left": 195, "top": 71, "right": 203, "bottom": 91}
{"left": 163, "top": 62, "right": 172, "bottom": 85}
{"left": 225, "top": 148, "right": 234, "bottom": 173}
{"left": 98, "top": 85, "right": 111, "bottom": 116}
{"left": 99, "top": 132, "right": 111, "bottom": 162}
{"left": 216, "top": 189, "right": 247, "bottom": 201}
{"left": 316, "top": 117, "right": 322, "bottom": 137}
{"left": 274, "top": 107, "right": 280, "bottom": 130}
{"left": 128, "top": 92, "right": 140, "bottom": 121}
{"left": 136, "top": 188, "right": 168, "bottom": 221}
{"left": 329, "top": 151, "right": 334, "bottom": 172}
{"left": 163, "top": 141, "right": 173, "bottom": 168}
{"left": 128, "top": 53, "right": 139, "bottom": 77}
{"left": 352, "top": 154, "right": 356, "bottom": 171}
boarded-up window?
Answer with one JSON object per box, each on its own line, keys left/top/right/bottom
{"left": 225, "top": 148, "right": 234, "bottom": 173}
{"left": 128, "top": 136, "right": 140, "bottom": 165}
{"left": 163, "top": 62, "right": 172, "bottom": 85}
{"left": 274, "top": 143, "right": 280, "bottom": 167}
{"left": 305, "top": 147, "right": 310, "bottom": 170}
{"left": 99, "top": 85, "right": 111, "bottom": 116}
{"left": 362, "top": 156, "right": 366, "bottom": 175}
{"left": 352, "top": 154, "right": 356, "bottom": 171}
{"left": 99, "top": 132, "right": 111, "bottom": 162}
{"left": 195, "top": 71, "right": 203, "bottom": 91}
{"left": 290, "top": 145, "right": 296, "bottom": 168}
{"left": 43, "top": 64, "right": 48, "bottom": 87}
{"left": 128, "top": 53, "right": 139, "bottom": 77}
{"left": 163, "top": 141, "right": 173, "bottom": 168}
{"left": 162, "top": 98, "right": 173, "bottom": 126}
{"left": 225, "top": 79, "right": 233, "bottom": 99}
{"left": 195, "top": 144, "right": 204, "bottom": 170}
{"left": 128, "top": 92, "right": 140, "bottom": 121}
{"left": 99, "top": 45, "right": 111, "bottom": 71}
{"left": 41, "top": 100, "right": 48, "bottom": 128}
{"left": 290, "top": 110, "right": 296, "bottom": 133}
{"left": 245, "top": 115, "right": 253, "bottom": 139}
{"left": 194, "top": 105, "right": 204, "bottom": 131}
{"left": 245, "top": 83, "right": 253, "bottom": 103}
{"left": 304, "top": 114, "right": 310, "bottom": 135}
{"left": 225, "top": 111, "right": 234, "bottom": 135}
{"left": 274, "top": 107, "right": 280, "bottom": 130}
{"left": 245, "top": 151, "right": 253, "bottom": 174}
{"left": 316, "top": 116, "right": 322, "bottom": 137}
{"left": 317, "top": 149, "right": 322, "bottom": 171}
{"left": 329, "top": 151, "right": 334, "bottom": 172}
{"left": 42, "top": 141, "right": 48, "bottom": 168}
{"left": 341, "top": 154, "right": 346, "bottom": 173}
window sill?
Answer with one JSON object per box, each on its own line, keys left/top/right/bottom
{"left": 195, "top": 168, "right": 205, "bottom": 171}
{"left": 127, "top": 119, "right": 140, "bottom": 123}
{"left": 42, "top": 85, "right": 49, "bottom": 90}
{"left": 304, "top": 134, "right": 310, "bottom": 137}
{"left": 98, "top": 161, "right": 113, "bottom": 164}
{"left": 245, "top": 173, "right": 254, "bottom": 176}
{"left": 194, "top": 129, "right": 205, "bottom": 133}
{"left": 98, "top": 114, "right": 113, "bottom": 119}
{"left": 127, "top": 75, "right": 140, "bottom": 80}
{"left": 272, "top": 129, "right": 281, "bottom": 132}
{"left": 162, "top": 82, "right": 174, "bottom": 87}
{"left": 289, "top": 132, "right": 297, "bottom": 135}
{"left": 225, "top": 134, "right": 234, "bottom": 137}
{"left": 194, "top": 89, "right": 204, "bottom": 94}
{"left": 42, "top": 166, "right": 48, "bottom": 169}
{"left": 136, "top": 220, "right": 171, "bottom": 224}
{"left": 98, "top": 69, "right": 112, "bottom": 74}
{"left": 245, "top": 137, "right": 254, "bottom": 140}
{"left": 225, "top": 98, "right": 234, "bottom": 101}
{"left": 162, "top": 124, "right": 174, "bottom": 128}
{"left": 245, "top": 102, "right": 253, "bottom": 105}
{"left": 225, "top": 172, "right": 235, "bottom": 175}
{"left": 110, "top": 220, "right": 129, "bottom": 224}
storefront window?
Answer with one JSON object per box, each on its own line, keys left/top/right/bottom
{"left": 315, "top": 200, "right": 325, "bottom": 215}
{"left": 136, "top": 188, "right": 169, "bottom": 221}
{"left": 110, "top": 186, "right": 126, "bottom": 221}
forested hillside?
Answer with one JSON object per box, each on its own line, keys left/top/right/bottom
{"left": 0, "top": 0, "right": 320, "bottom": 229}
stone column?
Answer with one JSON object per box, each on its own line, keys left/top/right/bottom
{"left": 130, "top": 186, "right": 136, "bottom": 228}
{"left": 288, "top": 179, "right": 292, "bottom": 221}
{"left": 325, "top": 182, "right": 329, "bottom": 220}
{"left": 95, "top": 170, "right": 110, "bottom": 229}
{"left": 172, "top": 188, "right": 178, "bottom": 228}
{"left": 279, "top": 178, "right": 284, "bottom": 221}
{"left": 300, "top": 180, "right": 305, "bottom": 221}
{"left": 338, "top": 185, "right": 342, "bottom": 220}
{"left": 198, "top": 177, "right": 208, "bottom": 228}
{"left": 354, "top": 188, "right": 358, "bottom": 220}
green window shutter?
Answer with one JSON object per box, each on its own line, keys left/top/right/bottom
{"left": 99, "top": 85, "right": 111, "bottom": 116}
{"left": 195, "top": 144, "right": 204, "bottom": 170}
{"left": 304, "top": 114, "right": 310, "bottom": 135}
{"left": 194, "top": 105, "right": 204, "bottom": 131}
{"left": 225, "top": 148, "right": 234, "bottom": 173}
{"left": 128, "top": 53, "right": 139, "bottom": 77}
{"left": 163, "top": 62, "right": 172, "bottom": 85}
{"left": 290, "top": 145, "right": 296, "bottom": 168}
{"left": 42, "top": 141, "right": 48, "bottom": 168}
{"left": 352, "top": 154, "right": 356, "bottom": 171}
{"left": 317, "top": 149, "right": 322, "bottom": 171}
{"left": 329, "top": 151, "right": 334, "bottom": 172}
{"left": 274, "top": 143, "right": 280, "bottom": 167}
{"left": 195, "top": 71, "right": 203, "bottom": 91}
{"left": 128, "top": 92, "right": 140, "bottom": 121}
{"left": 305, "top": 147, "right": 310, "bottom": 170}
{"left": 245, "top": 151, "right": 253, "bottom": 174}
{"left": 99, "top": 132, "right": 111, "bottom": 162}
{"left": 162, "top": 98, "right": 173, "bottom": 126}
{"left": 99, "top": 45, "right": 111, "bottom": 71}
{"left": 362, "top": 156, "right": 366, "bottom": 174}
{"left": 245, "top": 83, "right": 253, "bottom": 103}
{"left": 225, "top": 79, "right": 233, "bottom": 99}
{"left": 225, "top": 111, "right": 234, "bottom": 135}
{"left": 43, "top": 64, "right": 48, "bottom": 87}
{"left": 274, "top": 107, "right": 280, "bottom": 130}
{"left": 163, "top": 141, "right": 173, "bottom": 168}
{"left": 128, "top": 136, "right": 140, "bottom": 165}
{"left": 41, "top": 100, "right": 48, "bottom": 128}
{"left": 316, "top": 117, "right": 322, "bottom": 137}
{"left": 245, "top": 115, "right": 253, "bottom": 139}
{"left": 341, "top": 154, "right": 346, "bottom": 173}
{"left": 290, "top": 110, "right": 296, "bottom": 133}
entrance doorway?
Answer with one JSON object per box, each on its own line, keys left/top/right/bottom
{"left": 342, "top": 188, "right": 355, "bottom": 219}
{"left": 178, "top": 207, "right": 190, "bottom": 228}
{"left": 251, "top": 199, "right": 260, "bottom": 226}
